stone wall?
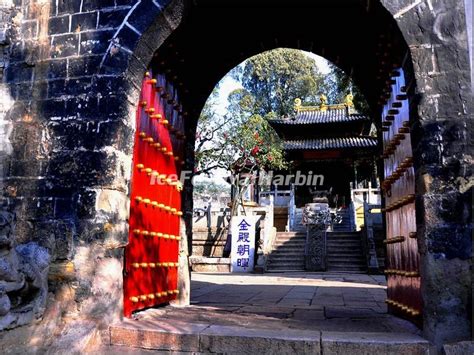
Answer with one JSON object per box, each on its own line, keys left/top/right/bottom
{"left": 0, "top": 0, "right": 186, "bottom": 339}
{"left": 0, "top": 0, "right": 469, "bottom": 350}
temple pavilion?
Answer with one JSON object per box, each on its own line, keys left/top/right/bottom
{"left": 264, "top": 94, "right": 380, "bottom": 231}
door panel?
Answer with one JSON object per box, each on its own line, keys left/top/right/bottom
{"left": 380, "top": 68, "right": 422, "bottom": 325}
{"left": 123, "top": 70, "right": 185, "bottom": 317}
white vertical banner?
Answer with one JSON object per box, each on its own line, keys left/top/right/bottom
{"left": 230, "top": 216, "right": 256, "bottom": 273}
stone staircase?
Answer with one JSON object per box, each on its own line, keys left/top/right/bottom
{"left": 266, "top": 231, "right": 306, "bottom": 271}
{"left": 291, "top": 207, "right": 306, "bottom": 232}
{"left": 326, "top": 231, "right": 366, "bottom": 273}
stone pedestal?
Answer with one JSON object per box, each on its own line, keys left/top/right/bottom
{"left": 305, "top": 224, "right": 327, "bottom": 271}
{"left": 302, "top": 203, "right": 331, "bottom": 271}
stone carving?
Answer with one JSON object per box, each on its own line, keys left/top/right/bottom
{"left": 303, "top": 203, "right": 331, "bottom": 271}
{"left": 0, "top": 208, "right": 50, "bottom": 331}
{"left": 302, "top": 204, "right": 332, "bottom": 226}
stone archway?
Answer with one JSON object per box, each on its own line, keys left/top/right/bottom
{"left": 109, "top": 0, "right": 470, "bottom": 346}
{"left": 0, "top": 0, "right": 470, "bottom": 350}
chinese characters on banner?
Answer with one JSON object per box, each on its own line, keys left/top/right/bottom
{"left": 230, "top": 216, "right": 256, "bottom": 272}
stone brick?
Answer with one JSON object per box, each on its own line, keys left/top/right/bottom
{"left": 99, "top": 47, "right": 131, "bottom": 75}
{"left": 51, "top": 34, "right": 79, "bottom": 58}
{"left": 81, "top": 0, "right": 116, "bottom": 12}
{"left": 71, "top": 12, "right": 98, "bottom": 33}
{"left": 46, "top": 59, "right": 67, "bottom": 80}
{"left": 321, "top": 331, "right": 430, "bottom": 355}
{"left": 110, "top": 320, "right": 206, "bottom": 352}
{"left": 48, "top": 15, "right": 70, "bottom": 35}
{"left": 126, "top": 1, "right": 162, "bottom": 34}
{"left": 56, "top": 1, "right": 81, "bottom": 15}
{"left": 39, "top": 99, "right": 67, "bottom": 119}
{"left": 79, "top": 30, "right": 114, "bottom": 55}
{"left": 200, "top": 326, "right": 321, "bottom": 354}
{"left": 98, "top": 8, "right": 130, "bottom": 29}
{"left": 67, "top": 55, "right": 101, "bottom": 77}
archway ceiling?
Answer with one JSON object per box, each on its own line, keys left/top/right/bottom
{"left": 151, "top": 0, "right": 407, "bottom": 121}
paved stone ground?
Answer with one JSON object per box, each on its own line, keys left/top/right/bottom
{"left": 134, "top": 272, "right": 421, "bottom": 335}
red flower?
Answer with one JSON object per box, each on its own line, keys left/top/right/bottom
{"left": 251, "top": 146, "right": 260, "bottom": 156}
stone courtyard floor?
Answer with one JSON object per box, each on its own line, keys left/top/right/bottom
{"left": 107, "top": 272, "right": 428, "bottom": 353}
{"left": 161, "top": 272, "right": 421, "bottom": 334}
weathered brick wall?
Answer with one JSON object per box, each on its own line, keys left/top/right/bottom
{"left": 0, "top": 0, "right": 185, "bottom": 335}
{"left": 0, "top": 0, "right": 470, "bottom": 349}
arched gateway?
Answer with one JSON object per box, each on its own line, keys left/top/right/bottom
{"left": 0, "top": 0, "right": 470, "bottom": 350}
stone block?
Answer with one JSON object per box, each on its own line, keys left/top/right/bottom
{"left": 321, "top": 331, "right": 430, "bottom": 354}
{"left": 51, "top": 34, "right": 80, "bottom": 58}
{"left": 126, "top": 1, "right": 162, "bottom": 34}
{"left": 200, "top": 325, "right": 321, "bottom": 354}
{"left": 71, "top": 11, "right": 98, "bottom": 32}
{"left": 81, "top": 0, "right": 116, "bottom": 12}
{"left": 67, "top": 55, "right": 102, "bottom": 78}
{"left": 79, "top": 30, "right": 114, "bottom": 55}
{"left": 98, "top": 8, "right": 130, "bottom": 29}
{"left": 443, "top": 341, "right": 474, "bottom": 355}
{"left": 96, "top": 189, "right": 129, "bottom": 221}
{"left": 110, "top": 320, "right": 205, "bottom": 351}
{"left": 48, "top": 15, "right": 70, "bottom": 35}
{"left": 46, "top": 59, "right": 67, "bottom": 80}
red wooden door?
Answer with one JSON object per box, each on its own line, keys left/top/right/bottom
{"left": 380, "top": 68, "right": 422, "bottom": 326}
{"left": 123, "top": 70, "right": 186, "bottom": 317}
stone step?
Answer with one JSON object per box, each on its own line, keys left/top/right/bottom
{"left": 327, "top": 255, "right": 365, "bottom": 262}
{"left": 326, "top": 249, "right": 363, "bottom": 255}
{"left": 275, "top": 241, "right": 306, "bottom": 245}
{"left": 108, "top": 321, "right": 430, "bottom": 353}
{"left": 272, "top": 251, "right": 305, "bottom": 255}
{"left": 326, "top": 243, "right": 361, "bottom": 248}
{"left": 327, "top": 265, "right": 367, "bottom": 272}
{"left": 267, "top": 262, "right": 305, "bottom": 268}
{"left": 276, "top": 235, "right": 306, "bottom": 240}
{"left": 326, "top": 240, "right": 360, "bottom": 245}
{"left": 269, "top": 258, "right": 305, "bottom": 263}
{"left": 109, "top": 320, "right": 319, "bottom": 353}
{"left": 276, "top": 232, "right": 306, "bottom": 237}
{"left": 327, "top": 239, "right": 361, "bottom": 243}
{"left": 327, "top": 232, "right": 361, "bottom": 237}
{"left": 327, "top": 262, "right": 366, "bottom": 268}
{"left": 271, "top": 250, "right": 305, "bottom": 255}
{"left": 266, "top": 266, "right": 305, "bottom": 271}
{"left": 267, "top": 257, "right": 305, "bottom": 263}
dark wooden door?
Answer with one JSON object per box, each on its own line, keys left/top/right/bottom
{"left": 380, "top": 68, "right": 422, "bottom": 325}
{"left": 123, "top": 70, "right": 185, "bottom": 317}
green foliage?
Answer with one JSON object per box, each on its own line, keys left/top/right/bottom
{"left": 321, "top": 63, "right": 370, "bottom": 114}
{"left": 195, "top": 48, "right": 370, "bottom": 179}
{"left": 231, "top": 48, "right": 325, "bottom": 116}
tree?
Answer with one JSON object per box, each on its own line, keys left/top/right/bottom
{"left": 322, "top": 63, "right": 370, "bottom": 114}
{"left": 231, "top": 48, "right": 326, "bottom": 116}
{"left": 194, "top": 48, "right": 370, "bottom": 195}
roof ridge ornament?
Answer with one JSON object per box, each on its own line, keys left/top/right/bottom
{"left": 294, "top": 98, "right": 302, "bottom": 113}
{"left": 345, "top": 93, "right": 354, "bottom": 107}
{"left": 290, "top": 94, "right": 358, "bottom": 114}
{"left": 319, "top": 93, "right": 328, "bottom": 111}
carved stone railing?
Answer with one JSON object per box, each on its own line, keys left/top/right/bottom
{"left": 302, "top": 202, "right": 331, "bottom": 271}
